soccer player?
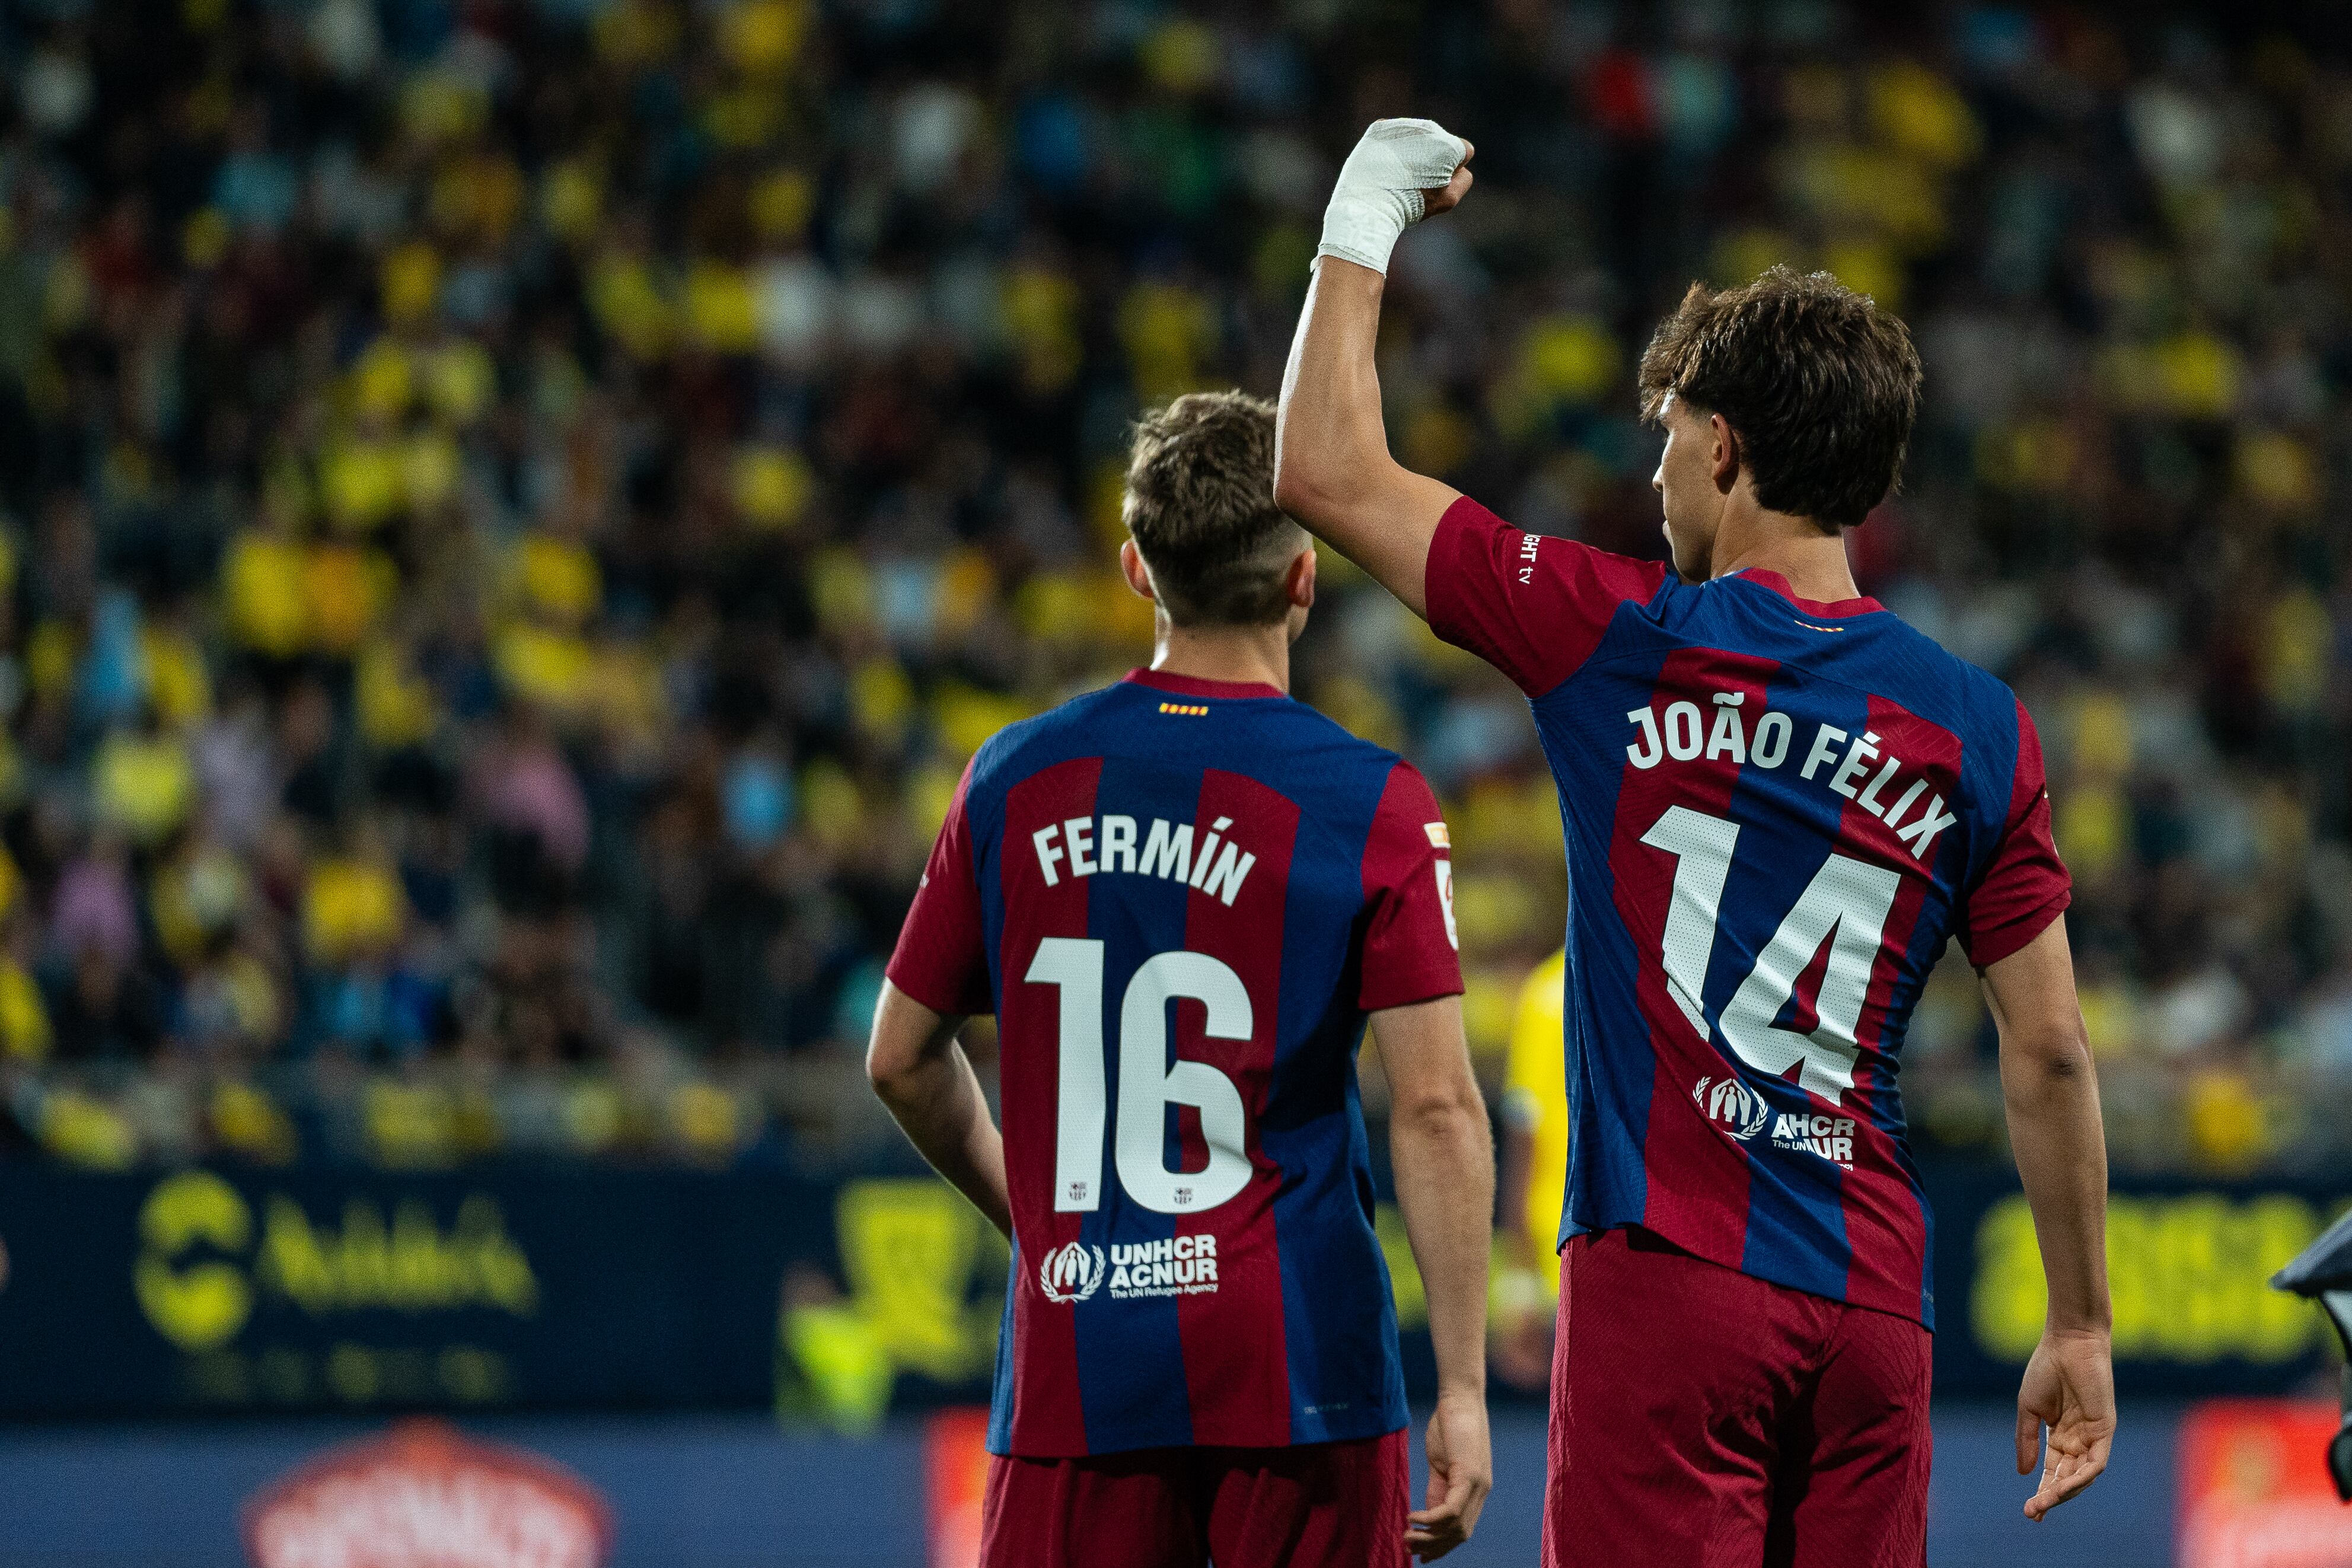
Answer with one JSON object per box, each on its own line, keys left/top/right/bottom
{"left": 1276, "top": 120, "right": 2115, "bottom": 1565}
{"left": 868, "top": 391, "right": 1494, "bottom": 1567}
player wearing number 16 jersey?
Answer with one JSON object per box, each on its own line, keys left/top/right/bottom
{"left": 868, "top": 391, "right": 1494, "bottom": 1568}
{"left": 1280, "top": 120, "right": 2115, "bottom": 1568}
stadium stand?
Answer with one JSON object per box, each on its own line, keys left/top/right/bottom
{"left": 0, "top": 0, "right": 2345, "bottom": 1178}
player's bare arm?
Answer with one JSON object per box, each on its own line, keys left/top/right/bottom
{"left": 866, "top": 980, "right": 1012, "bottom": 1238}
{"left": 1370, "top": 993, "right": 1494, "bottom": 1560}
{"left": 1273, "top": 120, "right": 1474, "bottom": 617}
{"left": 1981, "top": 918, "right": 2115, "bottom": 1521}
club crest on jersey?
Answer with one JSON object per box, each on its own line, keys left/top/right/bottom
{"left": 1692, "top": 1075, "right": 1770, "bottom": 1141}
{"left": 1037, "top": 1242, "right": 1107, "bottom": 1304}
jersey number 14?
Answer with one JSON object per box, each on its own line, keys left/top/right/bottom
{"left": 1025, "top": 937, "right": 1252, "bottom": 1216}
{"left": 1640, "top": 804, "right": 1901, "bottom": 1102}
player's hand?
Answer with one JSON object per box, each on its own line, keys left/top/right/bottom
{"left": 1318, "top": 120, "right": 1475, "bottom": 275}
{"left": 2015, "top": 1325, "right": 2115, "bottom": 1521}
{"left": 1407, "top": 1387, "right": 1490, "bottom": 1560}
{"left": 1422, "top": 139, "right": 1474, "bottom": 221}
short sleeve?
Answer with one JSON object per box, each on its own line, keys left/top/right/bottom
{"left": 885, "top": 757, "right": 995, "bottom": 1016}
{"left": 1959, "top": 701, "right": 2072, "bottom": 968}
{"left": 1422, "top": 495, "right": 1671, "bottom": 696}
{"left": 1357, "top": 761, "right": 1467, "bottom": 1012}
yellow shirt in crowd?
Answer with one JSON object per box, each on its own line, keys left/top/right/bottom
{"left": 1504, "top": 949, "right": 1570, "bottom": 1292}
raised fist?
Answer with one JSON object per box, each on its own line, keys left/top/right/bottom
{"left": 1317, "top": 118, "right": 1475, "bottom": 276}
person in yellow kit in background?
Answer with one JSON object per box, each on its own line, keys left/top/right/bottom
{"left": 1491, "top": 949, "right": 1567, "bottom": 1392}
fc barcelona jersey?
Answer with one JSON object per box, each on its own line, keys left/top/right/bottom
{"left": 1426, "top": 498, "right": 2070, "bottom": 1328}
{"left": 887, "top": 669, "right": 1464, "bottom": 1457}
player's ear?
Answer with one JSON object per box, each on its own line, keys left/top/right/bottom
{"left": 1283, "top": 547, "right": 1315, "bottom": 645}
{"left": 1119, "top": 540, "right": 1158, "bottom": 602}
{"left": 1709, "top": 412, "right": 1741, "bottom": 493}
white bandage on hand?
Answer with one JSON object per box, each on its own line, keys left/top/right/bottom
{"left": 1316, "top": 117, "right": 1469, "bottom": 276}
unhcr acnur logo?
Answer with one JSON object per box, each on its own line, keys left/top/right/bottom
{"left": 1036, "top": 1242, "right": 1106, "bottom": 1304}
{"left": 1692, "top": 1075, "right": 1771, "bottom": 1143}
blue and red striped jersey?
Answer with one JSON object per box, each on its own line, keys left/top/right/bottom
{"left": 887, "top": 668, "right": 1463, "bottom": 1458}
{"left": 1426, "top": 498, "right": 2070, "bottom": 1328}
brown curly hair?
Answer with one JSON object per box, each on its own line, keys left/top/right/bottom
{"left": 1637, "top": 266, "right": 1924, "bottom": 531}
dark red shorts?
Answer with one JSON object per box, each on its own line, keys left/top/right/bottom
{"left": 1543, "top": 1226, "right": 1932, "bottom": 1568}
{"left": 981, "top": 1429, "right": 1409, "bottom": 1568}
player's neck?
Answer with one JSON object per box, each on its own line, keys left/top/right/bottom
{"left": 1707, "top": 503, "right": 1859, "bottom": 604}
{"left": 1149, "top": 621, "right": 1291, "bottom": 694}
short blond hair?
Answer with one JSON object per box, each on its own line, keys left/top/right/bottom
{"left": 1123, "top": 391, "right": 1305, "bottom": 626}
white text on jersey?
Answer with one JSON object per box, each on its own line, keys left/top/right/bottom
{"left": 1773, "top": 1112, "right": 1857, "bottom": 1167}
{"left": 1032, "top": 814, "right": 1257, "bottom": 906}
{"left": 1107, "top": 1235, "right": 1220, "bottom": 1298}
{"left": 1623, "top": 691, "right": 1959, "bottom": 861}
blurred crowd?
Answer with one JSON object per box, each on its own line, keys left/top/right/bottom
{"left": 0, "top": 0, "right": 2347, "bottom": 1175}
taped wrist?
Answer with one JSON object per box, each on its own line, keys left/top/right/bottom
{"left": 1316, "top": 117, "right": 1468, "bottom": 275}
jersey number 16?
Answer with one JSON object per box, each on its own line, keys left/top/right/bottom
{"left": 1025, "top": 937, "right": 1253, "bottom": 1218}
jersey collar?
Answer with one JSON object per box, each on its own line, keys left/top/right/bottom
{"left": 1730, "top": 568, "right": 1885, "bottom": 619}
{"left": 1123, "top": 668, "right": 1288, "bottom": 701}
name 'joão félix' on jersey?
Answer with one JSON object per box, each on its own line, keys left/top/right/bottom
{"left": 1624, "top": 693, "right": 1959, "bottom": 861}
{"left": 1031, "top": 814, "right": 1257, "bottom": 906}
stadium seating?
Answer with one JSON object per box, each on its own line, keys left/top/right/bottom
{"left": 0, "top": 0, "right": 2344, "bottom": 1179}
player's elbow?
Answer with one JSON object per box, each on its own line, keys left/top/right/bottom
{"left": 863, "top": 984, "right": 930, "bottom": 1099}
{"left": 1273, "top": 428, "right": 1384, "bottom": 528}
{"left": 864, "top": 1035, "right": 911, "bottom": 1100}
{"left": 1390, "top": 1074, "right": 1490, "bottom": 1150}
{"left": 1999, "top": 1014, "right": 2094, "bottom": 1094}
{"left": 1271, "top": 455, "right": 1343, "bottom": 531}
